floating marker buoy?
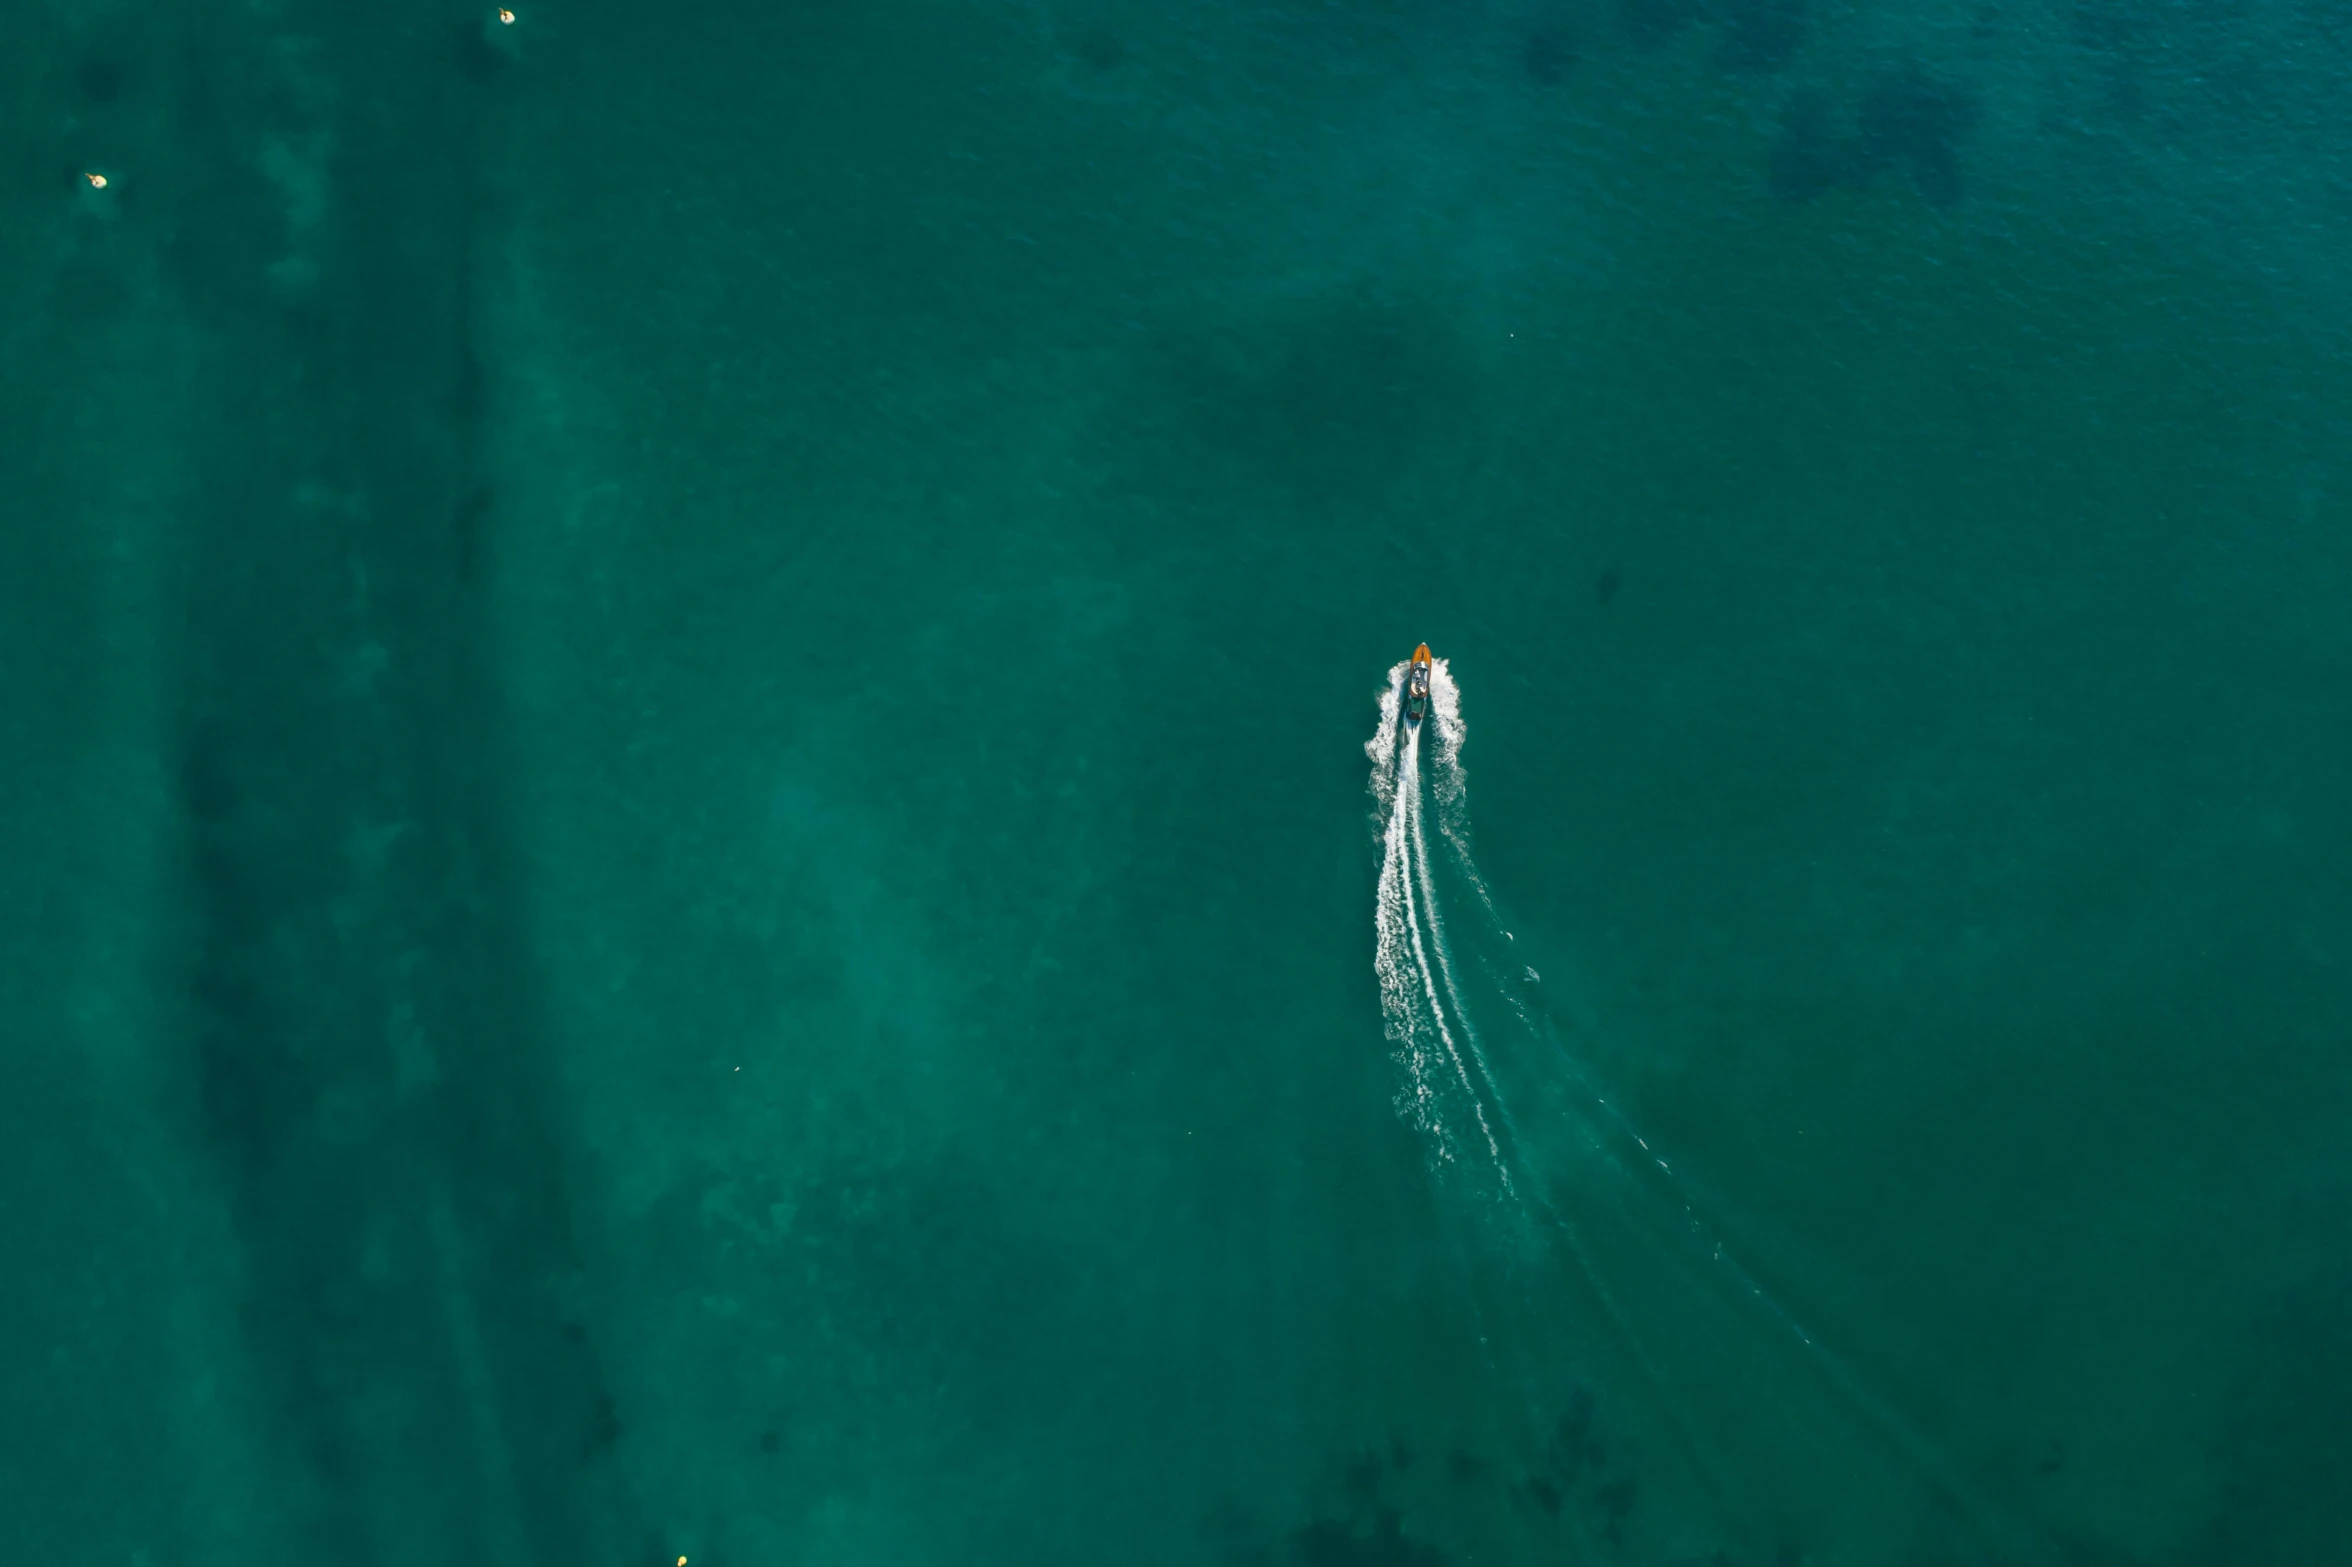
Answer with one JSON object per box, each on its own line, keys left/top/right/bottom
{"left": 479, "top": 6, "right": 522, "bottom": 62}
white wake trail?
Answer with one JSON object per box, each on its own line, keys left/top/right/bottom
{"left": 1365, "top": 651, "right": 2059, "bottom": 1567}
{"left": 1407, "top": 755, "right": 1516, "bottom": 1174}
{"left": 1374, "top": 736, "right": 1444, "bottom": 1150}
{"left": 1369, "top": 660, "right": 1508, "bottom": 1189}
{"left": 1386, "top": 656, "right": 1527, "bottom": 1183}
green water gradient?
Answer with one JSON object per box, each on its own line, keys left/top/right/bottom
{"left": 3, "top": 0, "right": 2350, "bottom": 1562}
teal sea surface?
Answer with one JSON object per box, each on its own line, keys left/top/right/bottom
{"left": 5, "top": 0, "right": 2350, "bottom": 1562}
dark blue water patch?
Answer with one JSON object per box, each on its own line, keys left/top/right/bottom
{"left": 1858, "top": 68, "right": 1977, "bottom": 206}
{"left": 1766, "top": 89, "right": 1860, "bottom": 203}
{"left": 1768, "top": 69, "right": 1978, "bottom": 206}
{"left": 1618, "top": 0, "right": 1706, "bottom": 53}
{"left": 73, "top": 45, "right": 133, "bottom": 103}
{"left": 2067, "top": 0, "right": 2204, "bottom": 117}
{"left": 451, "top": 14, "right": 515, "bottom": 82}
{"left": 1070, "top": 23, "right": 1126, "bottom": 72}
{"left": 1614, "top": 0, "right": 1805, "bottom": 70}
{"left": 1214, "top": 1387, "right": 1686, "bottom": 1565}
{"left": 1289, "top": 1510, "right": 1449, "bottom": 1567}
{"left": 154, "top": 12, "right": 643, "bottom": 1559}
{"left": 178, "top": 723, "right": 331, "bottom": 1168}
{"left": 1506, "top": 1387, "right": 1642, "bottom": 1550}
{"left": 2068, "top": 0, "right": 2146, "bottom": 56}
{"left": 1523, "top": 22, "right": 1580, "bottom": 86}
{"left": 2187, "top": 1240, "right": 2352, "bottom": 1563}
{"left": 1280, "top": 1446, "right": 1451, "bottom": 1567}
{"left": 1149, "top": 294, "right": 1483, "bottom": 508}
{"left": 1718, "top": 0, "right": 1807, "bottom": 73}
{"left": 2065, "top": 0, "right": 2323, "bottom": 134}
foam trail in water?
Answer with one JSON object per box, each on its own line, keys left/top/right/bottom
{"left": 1364, "top": 651, "right": 2058, "bottom": 1566}
{"left": 1406, "top": 752, "right": 1525, "bottom": 1194}
{"left": 1407, "top": 672, "right": 1863, "bottom": 1378}
{"left": 1371, "top": 664, "right": 1509, "bottom": 1189}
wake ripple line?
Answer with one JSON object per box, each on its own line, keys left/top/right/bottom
{"left": 1393, "top": 721, "right": 1509, "bottom": 1186}
{"left": 1370, "top": 651, "right": 2055, "bottom": 1565}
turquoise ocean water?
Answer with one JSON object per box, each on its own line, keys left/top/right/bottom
{"left": 5, "top": 0, "right": 2351, "bottom": 1562}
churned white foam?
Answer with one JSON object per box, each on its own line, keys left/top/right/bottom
{"left": 1361, "top": 650, "right": 2044, "bottom": 1564}
{"left": 1368, "top": 659, "right": 1510, "bottom": 1191}
{"left": 1373, "top": 727, "right": 1446, "bottom": 1153}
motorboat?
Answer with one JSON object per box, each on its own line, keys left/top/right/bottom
{"left": 1403, "top": 644, "right": 1431, "bottom": 729}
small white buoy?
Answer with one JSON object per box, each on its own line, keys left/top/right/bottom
{"left": 76, "top": 170, "right": 119, "bottom": 222}
{"left": 481, "top": 7, "right": 522, "bottom": 61}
